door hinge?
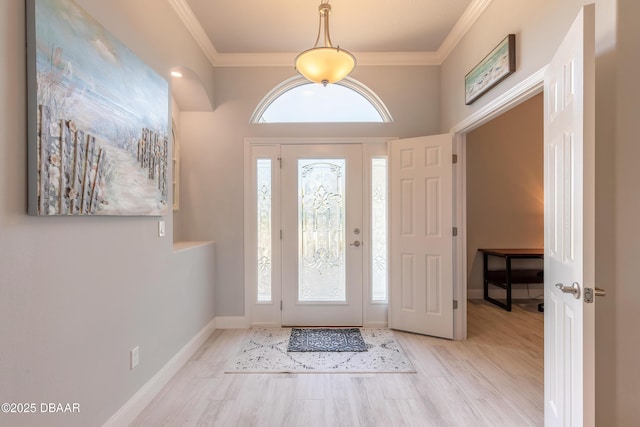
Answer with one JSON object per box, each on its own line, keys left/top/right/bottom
{"left": 453, "top": 300, "right": 458, "bottom": 310}
{"left": 452, "top": 227, "right": 458, "bottom": 237}
{"left": 280, "top": 300, "right": 283, "bottom": 311}
{"left": 452, "top": 154, "right": 458, "bottom": 164}
{"left": 280, "top": 229, "right": 283, "bottom": 240}
{"left": 278, "top": 157, "right": 282, "bottom": 168}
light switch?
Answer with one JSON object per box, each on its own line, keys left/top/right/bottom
{"left": 158, "top": 220, "right": 165, "bottom": 237}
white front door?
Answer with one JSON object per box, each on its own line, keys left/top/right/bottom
{"left": 281, "top": 144, "right": 364, "bottom": 326}
{"left": 544, "top": 5, "right": 596, "bottom": 426}
{"left": 388, "top": 134, "right": 454, "bottom": 339}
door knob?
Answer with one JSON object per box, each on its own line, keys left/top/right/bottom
{"left": 555, "top": 282, "right": 581, "bottom": 299}
{"left": 349, "top": 240, "right": 361, "bottom": 247}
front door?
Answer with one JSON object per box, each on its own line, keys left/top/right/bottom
{"left": 280, "top": 144, "right": 364, "bottom": 326}
{"left": 544, "top": 5, "right": 596, "bottom": 426}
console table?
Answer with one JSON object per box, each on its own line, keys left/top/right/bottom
{"left": 478, "top": 248, "right": 544, "bottom": 311}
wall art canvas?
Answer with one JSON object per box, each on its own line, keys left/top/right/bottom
{"left": 465, "top": 34, "right": 516, "bottom": 105}
{"left": 26, "top": 0, "right": 169, "bottom": 216}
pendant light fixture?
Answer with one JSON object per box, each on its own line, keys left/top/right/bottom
{"left": 295, "top": 1, "right": 356, "bottom": 86}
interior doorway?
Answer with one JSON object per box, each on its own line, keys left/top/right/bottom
{"left": 465, "top": 93, "right": 544, "bottom": 316}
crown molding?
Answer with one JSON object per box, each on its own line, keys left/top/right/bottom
{"left": 168, "top": 0, "right": 493, "bottom": 68}
{"left": 167, "top": 0, "right": 219, "bottom": 65}
{"left": 212, "top": 51, "right": 441, "bottom": 67}
{"left": 436, "top": 0, "right": 494, "bottom": 63}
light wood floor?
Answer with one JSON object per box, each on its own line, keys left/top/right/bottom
{"left": 132, "top": 300, "right": 543, "bottom": 426}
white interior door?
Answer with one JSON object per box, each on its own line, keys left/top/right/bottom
{"left": 544, "top": 5, "right": 595, "bottom": 426}
{"left": 388, "top": 134, "right": 453, "bottom": 339}
{"left": 281, "top": 144, "right": 363, "bottom": 326}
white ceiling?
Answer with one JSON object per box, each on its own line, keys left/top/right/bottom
{"left": 169, "top": 0, "right": 493, "bottom": 66}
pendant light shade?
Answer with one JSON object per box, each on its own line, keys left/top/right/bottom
{"left": 295, "top": 1, "right": 356, "bottom": 86}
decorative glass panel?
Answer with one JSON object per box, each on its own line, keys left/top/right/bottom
{"left": 371, "top": 158, "right": 388, "bottom": 301}
{"left": 298, "top": 159, "right": 346, "bottom": 302}
{"left": 256, "top": 158, "right": 272, "bottom": 302}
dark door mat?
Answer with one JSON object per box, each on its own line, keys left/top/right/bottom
{"left": 287, "top": 328, "right": 368, "bottom": 352}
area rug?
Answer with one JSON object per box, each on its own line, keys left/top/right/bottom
{"left": 225, "top": 328, "right": 416, "bottom": 373}
{"left": 287, "top": 328, "right": 367, "bottom": 352}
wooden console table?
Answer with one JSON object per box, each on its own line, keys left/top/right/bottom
{"left": 478, "top": 248, "right": 544, "bottom": 311}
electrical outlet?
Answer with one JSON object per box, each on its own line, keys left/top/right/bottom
{"left": 130, "top": 346, "right": 139, "bottom": 370}
{"left": 158, "top": 220, "right": 165, "bottom": 237}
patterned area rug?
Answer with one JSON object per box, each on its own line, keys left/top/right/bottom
{"left": 288, "top": 328, "right": 367, "bottom": 352}
{"left": 225, "top": 328, "right": 416, "bottom": 373}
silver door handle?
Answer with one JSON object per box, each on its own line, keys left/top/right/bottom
{"left": 555, "top": 282, "right": 581, "bottom": 299}
{"left": 349, "top": 240, "right": 361, "bottom": 247}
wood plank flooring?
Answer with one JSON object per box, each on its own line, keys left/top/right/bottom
{"left": 132, "top": 299, "right": 543, "bottom": 426}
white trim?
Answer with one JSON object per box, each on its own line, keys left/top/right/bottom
{"left": 450, "top": 67, "right": 545, "bottom": 340}
{"left": 246, "top": 137, "right": 395, "bottom": 146}
{"left": 102, "top": 319, "right": 216, "bottom": 427}
{"left": 436, "top": 0, "right": 494, "bottom": 63}
{"left": 167, "top": 0, "right": 218, "bottom": 66}
{"left": 168, "top": 0, "right": 492, "bottom": 68}
{"left": 452, "top": 133, "right": 467, "bottom": 341}
{"left": 244, "top": 138, "right": 395, "bottom": 328}
{"left": 452, "top": 68, "right": 547, "bottom": 134}
{"left": 215, "top": 51, "right": 443, "bottom": 67}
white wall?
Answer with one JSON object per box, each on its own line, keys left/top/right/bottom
{"left": 177, "top": 65, "right": 442, "bottom": 316}
{"left": 440, "top": 0, "right": 624, "bottom": 423}
{"left": 0, "top": 1, "right": 216, "bottom": 426}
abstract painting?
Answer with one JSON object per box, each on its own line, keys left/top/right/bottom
{"left": 465, "top": 34, "right": 516, "bottom": 105}
{"left": 26, "top": 0, "right": 169, "bottom": 215}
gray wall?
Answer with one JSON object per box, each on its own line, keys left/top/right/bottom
{"left": 0, "top": 1, "right": 216, "bottom": 426}
{"left": 177, "top": 65, "right": 442, "bottom": 316}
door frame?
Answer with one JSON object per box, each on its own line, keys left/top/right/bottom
{"left": 450, "top": 67, "right": 546, "bottom": 340}
{"left": 244, "top": 137, "right": 391, "bottom": 328}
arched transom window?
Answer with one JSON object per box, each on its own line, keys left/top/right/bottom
{"left": 251, "top": 76, "right": 393, "bottom": 124}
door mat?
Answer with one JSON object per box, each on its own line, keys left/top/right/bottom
{"left": 287, "top": 328, "right": 367, "bottom": 352}
{"left": 225, "top": 328, "right": 416, "bottom": 373}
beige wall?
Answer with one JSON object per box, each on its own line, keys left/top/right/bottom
{"left": 0, "top": 2, "right": 216, "bottom": 426}
{"left": 466, "top": 93, "right": 544, "bottom": 298}
{"left": 615, "top": 0, "right": 640, "bottom": 423}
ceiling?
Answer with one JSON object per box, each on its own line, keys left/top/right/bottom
{"left": 170, "top": 0, "right": 493, "bottom": 66}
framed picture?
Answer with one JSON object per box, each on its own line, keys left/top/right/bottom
{"left": 465, "top": 34, "right": 516, "bottom": 105}
{"left": 26, "top": 0, "right": 170, "bottom": 216}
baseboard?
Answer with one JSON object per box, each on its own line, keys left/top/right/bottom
{"left": 102, "top": 318, "right": 216, "bottom": 427}
{"left": 467, "top": 287, "right": 544, "bottom": 300}
{"left": 215, "top": 316, "right": 250, "bottom": 329}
